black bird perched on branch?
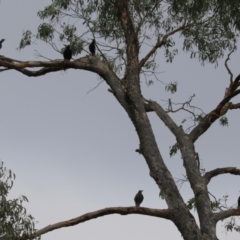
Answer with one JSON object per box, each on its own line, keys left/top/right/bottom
{"left": 63, "top": 45, "right": 72, "bottom": 60}
{"left": 134, "top": 190, "right": 144, "bottom": 207}
{"left": 0, "top": 39, "right": 5, "bottom": 49}
{"left": 238, "top": 196, "right": 240, "bottom": 209}
{"left": 89, "top": 39, "right": 96, "bottom": 56}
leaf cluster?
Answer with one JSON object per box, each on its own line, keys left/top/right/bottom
{"left": 18, "top": 0, "right": 240, "bottom": 80}
{"left": 0, "top": 162, "right": 38, "bottom": 240}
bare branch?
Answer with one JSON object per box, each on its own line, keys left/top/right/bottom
{"left": 190, "top": 89, "right": 240, "bottom": 142}
{"left": 224, "top": 74, "right": 240, "bottom": 98}
{"left": 35, "top": 206, "right": 171, "bottom": 237}
{"left": 213, "top": 209, "right": 240, "bottom": 223}
{"left": 0, "top": 55, "right": 26, "bottom": 63}
{"left": 0, "top": 68, "right": 9, "bottom": 73}
{"left": 34, "top": 50, "right": 53, "bottom": 61}
{"left": 144, "top": 100, "right": 184, "bottom": 138}
{"left": 0, "top": 56, "right": 132, "bottom": 115}
{"left": 204, "top": 167, "right": 240, "bottom": 185}
{"left": 163, "top": 95, "right": 205, "bottom": 131}
{"left": 224, "top": 47, "right": 235, "bottom": 83}
{"left": 233, "top": 74, "right": 240, "bottom": 84}
{"left": 216, "top": 90, "right": 240, "bottom": 111}
{"left": 83, "top": 80, "right": 104, "bottom": 98}
{"left": 229, "top": 102, "right": 240, "bottom": 110}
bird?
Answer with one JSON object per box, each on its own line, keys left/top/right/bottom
{"left": 238, "top": 196, "right": 240, "bottom": 209}
{"left": 89, "top": 39, "right": 96, "bottom": 56}
{"left": 0, "top": 39, "right": 5, "bottom": 49}
{"left": 63, "top": 45, "right": 72, "bottom": 60}
{"left": 134, "top": 190, "right": 144, "bottom": 207}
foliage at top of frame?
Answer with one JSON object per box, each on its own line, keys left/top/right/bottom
{"left": 19, "top": 0, "right": 240, "bottom": 74}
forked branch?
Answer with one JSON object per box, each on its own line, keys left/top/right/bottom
{"left": 144, "top": 100, "right": 184, "bottom": 138}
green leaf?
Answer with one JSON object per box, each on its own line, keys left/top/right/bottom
{"left": 18, "top": 30, "right": 32, "bottom": 50}
{"left": 165, "top": 81, "right": 178, "bottom": 94}
{"left": 219, "top": 116, "right": 229, "bottom": 126}
{"left": 37, "top": 23, "right": 55, "bottom": 41}
{"left": 169, "top": 142, "right": 180, "bottom": 157}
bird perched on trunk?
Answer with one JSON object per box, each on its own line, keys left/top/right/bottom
{"left": 89, "top": 39, "right": 96, "bottom": 56}
{"left": 134, "top": 190, "right": 144, "bottom": 207}
{"left": 63, "top": 45, "right": 72, "bottom": 60}
{"left": 238, "top": 196, "right": 240, "bottom": 209}
{"left": 0, "top": 39, "right": 5, "bottom": 49}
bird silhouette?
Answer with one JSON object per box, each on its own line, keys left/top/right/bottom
{"left": 63, "top": 45, "right": 72, "bottom": 60}
{"left": 134, "top": 190, "right": 144, "bottom": 207}
{"left": 238, "top": 196, "right": 240, "bottom": 209}
{"left": 89, "top": 39, "right": 96, "bottom": 56}
{"left": 0, "top": 39, "right": 5, "bottom": 49}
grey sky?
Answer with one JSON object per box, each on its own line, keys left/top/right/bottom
{"left": 0, "top": 0, "right": 240, "bottom": 239}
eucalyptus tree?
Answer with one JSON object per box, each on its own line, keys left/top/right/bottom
{"left": 1, "top": 0, "right": 240, "bottom": 239}
{"left": 0, "top": 162, "right": 38, "bottom": 240}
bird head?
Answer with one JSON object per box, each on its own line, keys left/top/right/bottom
{"left": 139, "top": 190, "right": 143, "bottom": 193}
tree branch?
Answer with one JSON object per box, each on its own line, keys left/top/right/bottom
{"left": 217, "top": 90, "right": 240, "bottom": 109}
{"left": 213, "top": 209, "right": 240, "bottom": 223}
{"left": 190, "top": 89, "right": 240, "bottom": 142}
{"left": 144, "top": 100, "right": 185, "bottom": 139}
{"left": 224, "top": 47, "right": 235, "bottom": 83}
{"left": 138, "top": 15, "right": 187, "bottom": 71}
{"left": 114, "top": 5, "right": 200, "bottom": 236}
{"left": 0, "top": 56, "right": 132, "bottom": 116}
{"left": 229, "top": 102, "right": 240, "bottom": 109}
{"left": 35, "top": 206, "right": 171, "bottom": 238}
{"left": 234, "top": 74, "right": 240, "bottom": 84}
{"left": 135, "top": 0, "right": 161, "bottom": 35}
{"left": 204, "top": 167, "right": 240, "bottom": 185}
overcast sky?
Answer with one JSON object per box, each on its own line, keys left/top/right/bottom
{"left": 0, "top": 1, "right": 240, "bottom": 239}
